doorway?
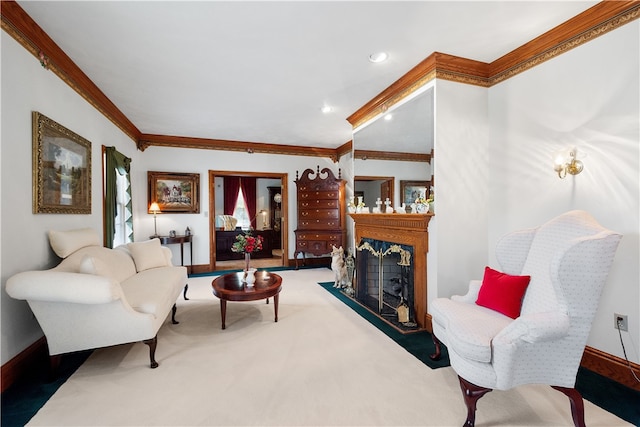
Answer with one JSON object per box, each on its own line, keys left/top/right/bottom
{"left": 354, "top": 176, "right": 395, "bottom": 210}
{"left": 209, "top": 170, "right": 288, "bottom": 271}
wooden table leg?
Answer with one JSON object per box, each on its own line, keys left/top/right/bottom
{"left": 220, "top": 299, "right": 227, "bottom": 330}
{"left": 274, "top": 293, "right": 279, "bottom": 323}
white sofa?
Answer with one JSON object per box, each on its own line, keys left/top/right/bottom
{"left": 6, "top": 228, "right": 188, "bottom": 369}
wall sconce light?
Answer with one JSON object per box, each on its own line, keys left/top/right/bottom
{"left": 553, "top": 147, "right": 584, "bottom": 179}
{"left": 149, "top": 202, "right": 161, "bottom": 237}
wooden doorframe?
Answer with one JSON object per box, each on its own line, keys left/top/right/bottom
{"left": 354, "top": 175, "right": 395, "bottom": 206}
{"left": 208, "top": 170, "right": 289, "bottom": 271}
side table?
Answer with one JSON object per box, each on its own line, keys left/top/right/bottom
{"left": 154, "top": 234, "right": 193, "bottom": 300}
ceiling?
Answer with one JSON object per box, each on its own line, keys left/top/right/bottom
{"left": 16, "top": 1, "right": 598, "bottom": 150}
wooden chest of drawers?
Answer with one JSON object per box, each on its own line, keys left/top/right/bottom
{"left": 294, "top": 166, "right": 346, "bottom": 267}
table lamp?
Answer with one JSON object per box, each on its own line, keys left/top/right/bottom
{"left": 149, "top": 202, "right": 161, "bottom": 237}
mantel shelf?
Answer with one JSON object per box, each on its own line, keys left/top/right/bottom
{"left": 349, "top": 213, "right": 433, "bottom": 232}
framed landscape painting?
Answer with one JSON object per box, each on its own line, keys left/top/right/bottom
{"left": 32, "top": 111, "right": 92, "bottom": 214}
{"left": 148, "top": 171, "right": 200, "bottom": 213}
{"left": 400, "top": 180, "right": 430, "bottom": 207}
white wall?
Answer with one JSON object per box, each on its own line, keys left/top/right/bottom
{"left": 1, "top": 33, "right": 141, "bottom": 364}
{"left": 430, "top": 80, "right": 490, "bottom": 307}
{"left": 487, "top": 22, "right": 639, "bottom": 361}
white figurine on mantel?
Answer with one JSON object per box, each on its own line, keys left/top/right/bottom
{"left": 395, "top": 203, "right": 406, "bottom": 214}
{"left": 373, "top": 197, "right": 382, "bottom": 213}
{"left": 384, "top": 198, "right": 393, "bottom": 213}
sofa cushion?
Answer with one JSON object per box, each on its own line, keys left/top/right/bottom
{"left": 49, "top": 228, "right": 101, "bottom": 258}
{"left": 120, "top": 266, "right": 186, "bottom": 317}
{"left": 79, "top": 255, "right": 114, "bottom": 280}
{"left": 127, "top": 239, "right": 168, "bottom": 272}
{"left": 55, "top": 246, "right": 137, "bottom": 283}
{"left": 433, "top": 298, "right": 513, "bottom": 363}
{"left": 476, "top": 266, "right": 530, "bottom": 319}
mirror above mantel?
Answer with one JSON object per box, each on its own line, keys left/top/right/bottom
{"left": 352, "top": 85, "right": 434, "bottom": 206}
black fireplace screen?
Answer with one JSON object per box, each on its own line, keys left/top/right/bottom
{"left": 355, "top": 238, "right": 416, "bottom": 329}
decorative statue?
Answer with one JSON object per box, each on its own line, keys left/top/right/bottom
{"left": 344, "top": 250, "right": 356, "bottom": 297}
{"left": 331, "top": 245, "right": 348, "bottom": 288}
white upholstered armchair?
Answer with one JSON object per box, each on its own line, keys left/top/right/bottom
{"left": 430, "top": 210, "right": 622, "bottom": 427}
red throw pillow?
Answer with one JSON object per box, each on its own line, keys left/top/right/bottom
{"left": 476, "top": 266, "right": 531, "bottom": 319}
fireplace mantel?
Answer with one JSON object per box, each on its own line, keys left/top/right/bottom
{"left": 350, "top": 213, "right": 433, "bottom": 329}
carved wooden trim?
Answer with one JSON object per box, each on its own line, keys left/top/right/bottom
{"left": 348, "top": 2, "right": 640, "bottom": 129}
{"left": 336, "top": 140, "right": 353, "bottom": 160}
{"left": 1, "top": 1, "right": 141, "bottom": 142}
{"left": 3, "top": 0, "right": 638, "bottom": 154}
{"left": 347, "top": 53, "right": 488, "bottom": 128}
{"left": 139, "top": 133, "right": 338, "bottom": 161}
{"left": 354, "top": 149, "right": 431, "bottom": 163}
{"left": 490, "top": 2, "right": 640, "bottom": 84}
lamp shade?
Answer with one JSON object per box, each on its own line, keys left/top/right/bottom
{"left": 149, "top": 202, "right": 160, "bottom": 213}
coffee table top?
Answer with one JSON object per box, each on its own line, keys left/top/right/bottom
{"left": 211, "top": 271, "right": 282, "bottom": 302}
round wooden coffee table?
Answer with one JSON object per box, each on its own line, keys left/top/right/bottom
{"left": 211, "top": 271, "right": 282, "bottom": 329}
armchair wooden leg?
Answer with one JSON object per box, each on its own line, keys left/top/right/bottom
{"left": 143, "top": 336, "right": 159, "bottom": 369}
{"left": 430, "top": 334, "right": 442, "bottom": 360}
{"left": 171, "top": 303, "right": 179, "bottom": 324}
{"left": 551, "top": 386, "right": 586, "bottom": 427}
{"left": 458, "top": 376, "right": 492, "bottom": 427}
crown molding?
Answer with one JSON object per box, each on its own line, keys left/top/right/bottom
{"left": 336, "top": 140, "right": 353, "bottom": 160}
{"left": 138, "top": 134, "right": 339, "bottom": 161}
{"left": 354, "top": 149, "right": 431, "bottom": 163}
{"left": 4, "top": 0, "right": 638, "bottom": 156}
{"left": 1, "top": 1, "right": 141, "bottom": 142}
{"left": 348, "top": 1, "right": 640, "bottom": 129}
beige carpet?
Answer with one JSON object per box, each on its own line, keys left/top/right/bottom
{"left": 27, "top": 268, "right": 630, "bottom": 426}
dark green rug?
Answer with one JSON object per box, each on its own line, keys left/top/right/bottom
{"left": 318, "top": 281, "right": 450, "bottom": 369}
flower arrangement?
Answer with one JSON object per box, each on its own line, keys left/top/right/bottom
{"left": 231, "top": 230, "right": 264, "bottom": 254}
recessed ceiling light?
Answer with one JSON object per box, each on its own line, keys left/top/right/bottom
{"left": 321, "top": 105, "right": 333, "bottom": 113}
{"left": 369, "top": 52, "right": 388, "bottom": 63}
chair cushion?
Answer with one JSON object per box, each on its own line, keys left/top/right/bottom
{"left": 432, "top": 298, "right": 513, "bottom": 363}
{"left": 476, "top": 266, "right": 530, "bottom": 319}
{"left": 127, "top": 239, "right": 168, "bottom": 272}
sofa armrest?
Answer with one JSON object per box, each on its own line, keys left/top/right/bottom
{"left": 6, "top": 271, "right": 123, "bottom": 304}
{"left": 494, "top": 311, "right": 570, "bottom": 345}
{"left": 451, "top": 280, "right": 482, "bottom": 304}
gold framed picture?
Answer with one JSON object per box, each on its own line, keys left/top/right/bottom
{"left": 148, "top": 171, "right": 200, "bottom": 213}
{"left": 32, "top": 112, "right": 91, "bottom": 214}
{"left": 400, "top": 180, "right": 430, "bottom": 207}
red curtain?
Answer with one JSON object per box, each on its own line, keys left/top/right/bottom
{"left": 240, "top": 177, "right": 257, "bottom": 229}
{"left": 223, "top": 177, "right": 241, "bottom": 215}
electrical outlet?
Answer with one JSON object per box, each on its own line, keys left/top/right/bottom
{"left": 614, "top": 313, "right": 628, "bottom": 332}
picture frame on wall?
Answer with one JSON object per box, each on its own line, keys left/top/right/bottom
{"left": 400, "top": 180, "right": 430, "bottom": 207}
{"left": 148, "top": 171, "right": 200, "bottom": 213}
{"left": 32, "top": 111, "right": 92, "bottom": 214}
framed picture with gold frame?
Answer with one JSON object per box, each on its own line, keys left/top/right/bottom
{"left": 148, "top": 171, "right": 200, "bottom": 213}
{"left": 32, "top": 111, "right": 92, "bottom": 214}
{"left": 400, "top": 180, "right": 430, "bottom": 207}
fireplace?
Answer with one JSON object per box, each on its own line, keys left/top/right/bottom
{"left": 356, "top": 239, "right": 416, "bottom": 329}
{"left": 349, "top": 213, "right": 432, "bottom": 329}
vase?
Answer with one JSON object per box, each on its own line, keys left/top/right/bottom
{"left": 244, "top": 268, "right": 257, "bottom": 286}
{"left": 244, "top": 252, "right": 251, "bottom": 272}
{"left": 415, "top": 203, "right": 428, "bottom": 213}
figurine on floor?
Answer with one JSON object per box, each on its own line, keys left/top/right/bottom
{"left": 331, "top": 245, "right": 348, "bottom": 288}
